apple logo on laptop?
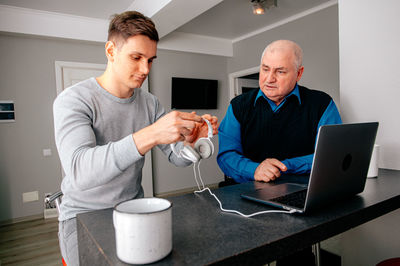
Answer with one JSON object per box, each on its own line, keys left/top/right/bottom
{"left": 342, "top": 154, "right": 352, "bottom": 171}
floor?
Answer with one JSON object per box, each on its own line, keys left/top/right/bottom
{"left": 0, "top": 216, "right": 62, "bottom": 266}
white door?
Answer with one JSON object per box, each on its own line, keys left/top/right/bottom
{"left": 55, "top": 61, "right": 154, "bottom": 197}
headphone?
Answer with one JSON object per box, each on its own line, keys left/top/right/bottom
{"left": 170, "top": 118, "right": 214, "bottom": 163}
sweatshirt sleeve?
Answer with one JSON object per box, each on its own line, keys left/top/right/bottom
{"left": 53, "top": 92, "right": 143, "bottom": 191}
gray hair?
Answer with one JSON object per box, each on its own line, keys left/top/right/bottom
{"left": 261, "top": 40, "right": 303, "bottom": 70}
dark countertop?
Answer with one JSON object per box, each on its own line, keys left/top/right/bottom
{"left": 77, "top": 169, "right": 400, "bottom": 265}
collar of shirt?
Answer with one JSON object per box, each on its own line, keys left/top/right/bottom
{"left": 254, "top": 84, "right": 301, "bottom": 113}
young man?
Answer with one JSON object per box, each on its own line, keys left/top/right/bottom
{"left": 217, "top": 40, "right": 341, "bottom": 183}
{"left": 53, "top": 11, "right": 217, "bottom": 265}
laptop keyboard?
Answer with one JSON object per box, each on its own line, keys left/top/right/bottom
{"left": 270, "top": 189, "right": 307, "bottom": 209}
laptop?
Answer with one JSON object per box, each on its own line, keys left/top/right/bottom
{"left": 241, "top": 122, "right": 379, "bottom": 213}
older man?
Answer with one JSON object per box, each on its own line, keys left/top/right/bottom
{"left": 217, "top": 40, "right": 341, "bottom": 184}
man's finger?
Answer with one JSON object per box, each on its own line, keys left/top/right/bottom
{"left": 270, "top": 167, "right": 281, "bottom": 178}
{"left": 179, "top": 127, "right": 192, "bottom": 136}
{"left": 264, "top": 174, "right": 275, "bottom": 182}
{"left": 177, "top": 120, "right": 197, "bottom": 129}
{"left": 269, "top": 159, "right": 287, "bottom": 172}
{"left": 177, "top": 111, "right": 202, "bottom": 122}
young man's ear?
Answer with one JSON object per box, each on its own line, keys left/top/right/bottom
{"left": 105, "top": 41, "right": 116, "bottom": 62}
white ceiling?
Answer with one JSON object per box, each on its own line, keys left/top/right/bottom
{"left": 0, "top": 0, "right": 134, "bottom": 19}
{"left": 177, "top": 0, "right": 333, "bottom": 40}
{"left": 0, "top": 0, "right": 337, "bottom": 56}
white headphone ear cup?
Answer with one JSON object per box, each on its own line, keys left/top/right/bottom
{"left": 180, "top": 146, "right": 201, "bottom": 163}
{"left": 194, "top": 138, "right": 214, "bottom": 159}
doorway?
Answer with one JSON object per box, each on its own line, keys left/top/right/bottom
{"left": 228, "top": 66, "right": 259, "bottom": 100}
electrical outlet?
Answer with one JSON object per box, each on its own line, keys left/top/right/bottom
{"left": 22, "top": 191, "right": 39, "bottom": 203}
{"left": 44, "top": 208, "right": 58, "bottom": 219}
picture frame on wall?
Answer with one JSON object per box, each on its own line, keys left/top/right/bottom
{"left": 0, "top": 101, "right": 15, "bottom": 122}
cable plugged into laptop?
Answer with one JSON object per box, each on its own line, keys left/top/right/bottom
{"left": 192, "top": 161, "right": 297, "bottom": 218}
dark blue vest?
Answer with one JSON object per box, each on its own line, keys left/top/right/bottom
{"left": 231, "top": 86, "right": 332, "bottom": 163}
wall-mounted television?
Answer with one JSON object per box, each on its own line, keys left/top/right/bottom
{"left": 171, "top": 77, "right": 218, "bottom": 109}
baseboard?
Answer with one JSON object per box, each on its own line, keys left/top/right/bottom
{"left": 0, "top": 210, "right": 60, "bottom": 225}
{"left": 0, "top": 213, "right": 44, "bottom": 226}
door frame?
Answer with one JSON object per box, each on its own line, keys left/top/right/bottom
{"left": 228, "top": 66, "right": 259, "bottom": 99}
{"left": 55, "top": 61, "right": 107, "bottom": 95}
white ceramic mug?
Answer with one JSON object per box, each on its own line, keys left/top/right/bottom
{"left": 367, "top": 144, "right": 380, "bottom": 178}
{"left": 113, "top": 198, "right": 172, "bottom": 264}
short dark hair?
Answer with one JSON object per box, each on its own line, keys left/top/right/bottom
{"left": 108, "top": 11, "right": 159, "bottom": 46}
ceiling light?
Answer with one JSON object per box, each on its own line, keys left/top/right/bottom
{"left": 251, "top": 0, "right": 277, "bottom": 15}
{"left": 252, "top": 1, "right": 265, "bottom": 15}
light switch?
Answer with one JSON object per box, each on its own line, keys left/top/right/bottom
{"left": 43, "top": 149, "right": 52, "bottom": 157}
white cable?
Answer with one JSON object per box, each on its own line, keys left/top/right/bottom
{"left": 194, "top": 187, "right": 296, "bottom": 218}
{"left": 192, "top": 162, "right": 201, "bottom": 191}
{"left": 197, "top": 160, "right": 205, "bottom": 189}
{"left": 193, "top": 161, "right": 296, "bottom": 218}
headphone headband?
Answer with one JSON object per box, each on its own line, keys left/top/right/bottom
{"left": 202, "top": 118, "right": 213, "bottom": 139}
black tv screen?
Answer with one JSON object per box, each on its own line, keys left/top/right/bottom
{"left": 171, "top": 77, "right": 218, "bottom": 109}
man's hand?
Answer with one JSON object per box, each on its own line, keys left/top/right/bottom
{"left": 254, "top": 158, "right": 287, "bottom": 182}
{"left": 133, "top": 111, "right": 203, "bottom": 155}
{"left": 184, "top": 113, "right": 218, "bottom": 146}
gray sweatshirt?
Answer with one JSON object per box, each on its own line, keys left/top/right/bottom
{"left": 53, "top": 77, "right": 190, "bottom": 221}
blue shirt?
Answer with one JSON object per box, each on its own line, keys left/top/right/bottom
{"left": 217, "top": 85, "right": 342, "bottom": 183}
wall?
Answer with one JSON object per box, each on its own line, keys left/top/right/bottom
{"left": 149, "top": 49, "right": 228, "bottom": 194}
{"left": 228, "top": 5, "right": 340, "bottom": 104}
{"left": 0, "top": 33, "right": 229, "bottom": 220}
{"left": 339, "top": 0, "right": 400, "bottom": 170}
{"left": 338, "top": 0, "right": 400, "bottom": 265}
{"left": 0, "top": 33, "right": 106, "bottom": 221}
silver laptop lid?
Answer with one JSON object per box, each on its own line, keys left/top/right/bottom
{"left": 304, "top": 122, "right": 379, "bottom": 212}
